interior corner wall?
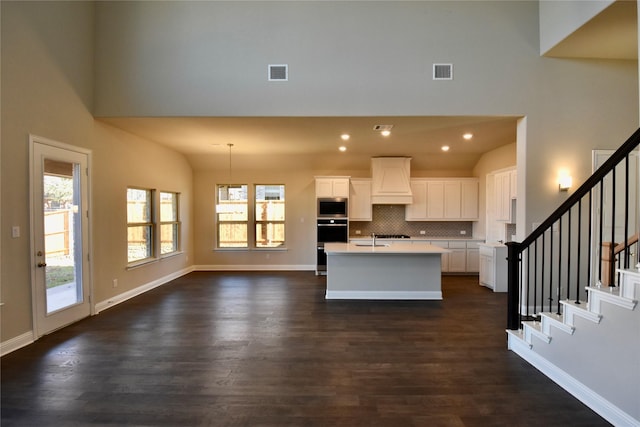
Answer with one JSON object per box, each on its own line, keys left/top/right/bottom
{"left": 538, "top": 0, "right": 614, "bottom": 55}
{"left": 1, "top": 1, "right": 193, "bottom": 345}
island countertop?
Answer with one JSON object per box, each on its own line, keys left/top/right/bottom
{"left": 324, "top": 242, "right": 451, "bottom": 254}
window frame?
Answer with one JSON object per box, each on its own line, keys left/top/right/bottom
{"left": 254, "top": 184, "right": 286, "bottom": 248}
{"left": 159, "top": 191, "right": 181, "bottom": 257}
{"left": 126, "top": 187, "right": 155, "bottom": 266}
{"left": 216, "top": 184, "right": 249, "bottom": 249}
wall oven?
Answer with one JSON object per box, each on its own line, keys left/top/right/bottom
{"left": 316, "top": 218, "right": 348, "bottom": 274}
{"left": 317, "top": 198, "right": 348, "bottom": 218}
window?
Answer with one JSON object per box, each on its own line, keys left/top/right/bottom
{"left": 216, "top": 184, "right": 248, "bottom": 248}
{"left": 255, "top": 185, "right": 285, "bottom": 248}
{"left": 160, "top": 191, "right": 180, "bottom": 255}
{"left": 127, "top": 188, "right": 153, "bottom": 263}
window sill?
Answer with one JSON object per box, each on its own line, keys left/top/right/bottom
{"left": 160, "top": 251, "right": 184, "bottom": 260}
{"left": 214, "top": 247, "right": 288, "bottom": 252}
{"left": 126, "top": 258, "right": 159, "bottom": 270}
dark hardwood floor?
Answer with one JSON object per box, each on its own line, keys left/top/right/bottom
{"left": 2, "top": 272, "right": 610, "bottom": 426}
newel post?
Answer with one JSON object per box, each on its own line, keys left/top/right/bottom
{"left": 506, "top": 241, "right": 521, "bottom": 330}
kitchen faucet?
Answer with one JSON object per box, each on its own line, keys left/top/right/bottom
{"left": 371, "top": 232, "right": 376, "bottom": 246}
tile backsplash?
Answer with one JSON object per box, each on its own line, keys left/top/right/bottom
{"left": 349, "top": 204, "right": 473, "bottom": 238}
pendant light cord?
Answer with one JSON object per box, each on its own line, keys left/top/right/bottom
{"left": 227, "top": 143, "right": 234, "bottom": 182}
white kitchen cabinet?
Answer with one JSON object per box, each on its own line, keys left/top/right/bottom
{"left": 466, "top": 241, "right": 480, "bottom": 273}
{"left": 427, "top": 181, "right": 445, "bottom": 218}
{"left": 405, "top": 178, "right": 479, "bottom": 221}
{"left": 495, "top": 169, "right": 515, "bottom": 222}
{"left": 478, "top": 244, "right": 507, "bottom": 292}
{"left": 509, "top": 169, "right": 517, "bottom": 199}
{"left": 405, "top": 180, "right": 428, "bottom": 220}
{"left": 447, "top": 241, "right": 467, "bottom": 272}
{"left": 349, "top": 179, "right": 372, "bottom": 221}
{"left": 315, "top": 177, "right": 350, "bottom": 198}
{"left": 461, "top": 180, "right": 479, "bottom": 219}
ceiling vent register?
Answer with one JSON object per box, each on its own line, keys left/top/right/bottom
{"left": 433, "top": 63, "right": 453, "bottom": 80}
{"left": 268, "top": 64, "right": 288, "bottom": 81}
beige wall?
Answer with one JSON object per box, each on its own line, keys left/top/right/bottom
{"left": 193, "top": 169, "right": 315, "bottom": 268}
{"left": 1, "top": 2, "right": 193, "bottom": 344}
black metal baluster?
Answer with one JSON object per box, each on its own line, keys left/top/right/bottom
{"left": 575, "top": 198, "right": 582, "bottom": 302}
{"left": 568, "top": 208, "right": 575, "bottom": 303}
{"left": 558, "top": 215, "right": 563, "bottom": 305}
{"left": 598, "top": 178, "right": 604, "bottom": 284}
{"left": 526, "top": 246, "right": 531, "bottom": 319}
{"left": 550, "top": 222, "right": 559, "bottom": 315}
{"left": 623, "top": 154, "right": 630, "bottom": 269}
{"left": 542, "top": 233, "right": 548, "bottom": 312}
{"left": 587, "top": 190, "right": 592, "bottom": 288}
{"left": 610, "top": 167, "right": 616, "bottom": 287}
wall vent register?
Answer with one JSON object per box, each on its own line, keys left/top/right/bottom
{"left": 268, "top": 64, "right": 288, "bottom": 81}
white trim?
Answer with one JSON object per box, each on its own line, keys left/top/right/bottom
{"left": 507, "top": 333, "right": 640, "bottom": 427}
{"left": 95, "top": 267, "right": 193, "bottom": 313}
{"left": 325, "top": 290, "right": 442, "bottom": 300}
{"left": 1, "top": 331, "right": 35, "bottom": 356}
{"left": 194, "top": 264, "right": 315, "bottom": 271}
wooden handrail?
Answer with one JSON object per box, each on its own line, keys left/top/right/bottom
{"left": 601, "top": 233, "right": 639, "bottom": 286}
{"left": 614, "top": 232, "right": 639, "bottom": 255}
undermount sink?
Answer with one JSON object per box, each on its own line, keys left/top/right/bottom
{"left": 354, "top": 243, "right": 390, "bottom": 247}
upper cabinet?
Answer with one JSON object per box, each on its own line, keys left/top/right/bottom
{"left": 349, "top": 178, "right": 372, "bottom": 221}
{"left": 315, "top": 177, "right": 350, "bottom": 198}
{"left": 370, "top": 157, "right": 413, "bottom": 204}
{"left": 406, "top": 178, "right": 479, "bottom": 221}
{"left": 495, "top": 168, "right": 516, "bottom": 222}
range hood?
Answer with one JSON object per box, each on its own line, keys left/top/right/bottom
{"left": 370, "top": 157, "right": 413, "bottom": 204}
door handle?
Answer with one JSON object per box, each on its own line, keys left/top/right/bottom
{"left": 37, "top": 262, "right": 47, "bottom": 268}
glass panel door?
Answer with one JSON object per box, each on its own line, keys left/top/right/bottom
{"left": 32, "top": 137, "right": 91, "bottom": 337}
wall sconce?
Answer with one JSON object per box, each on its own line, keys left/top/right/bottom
{"left": 558, "top": 172, "right": 572, "bottom": 192}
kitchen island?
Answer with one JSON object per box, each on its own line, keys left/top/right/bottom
{"left": 323, "top": 242, "right": 450, "bottom": 300}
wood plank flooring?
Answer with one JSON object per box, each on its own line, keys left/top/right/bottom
{"left": 1, "top": 272, "right": 610, "bottom": 426}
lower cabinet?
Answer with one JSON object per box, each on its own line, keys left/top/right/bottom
{"left": 466, "top": 243, "right": 479, "bottom": 273}
{"left": 478, "top": 244, "right": 507, "bottom": 292}
{"left": 347, "top": 238, "right": 482, "bottom": 274}
{"left": 427, "top": 240, "right": 481, "bottom": 274}
{"left": 447, "top": 241, "right": 467, "bottom": 273}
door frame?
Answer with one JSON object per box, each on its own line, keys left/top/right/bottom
{"left": 29, "top": 134, "right": 94, "bottom": 338}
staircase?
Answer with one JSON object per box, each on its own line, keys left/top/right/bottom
{"left": 505, "top": 129, "right": 640, "bottom": 427}
{"left": 507, "top": 269, "right": 639, "bottom": 426}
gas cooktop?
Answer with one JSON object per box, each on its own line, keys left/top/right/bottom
{"left": 375, "top": 234, "right": 411, "bottom": 239}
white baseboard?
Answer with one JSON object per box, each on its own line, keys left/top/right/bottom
{"left": 95, "top": 266, "right": 194, "bottom": 314}
{"left": 507, "top": 333, "right": 639, "bottom": 427}
{"left": 194, "top": 264, "right": 316, "bottom": 271}
{"left": 325, "top": 290, "right": 442, "bottom": 300}
{"left": 1, "top": 331, "right": 34, "bottom": 357}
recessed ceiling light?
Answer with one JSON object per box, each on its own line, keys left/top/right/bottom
{"left": 341, "top": 134, "right": 350, "bottom": 141}
{"left": 339, "top": 146, "right": 347, "bottom": 152}
{"left": 463, "top": 133, "right": 473, "bottom": 140}
{"left": 441, "top": 145, "right": 450, "bottom": 152}
{"left": 380, "top": 130, "right": 391, "bottom": 137}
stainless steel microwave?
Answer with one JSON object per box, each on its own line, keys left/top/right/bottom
{"left": 317, "top": 198, "right": 348, "bottom": 218}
